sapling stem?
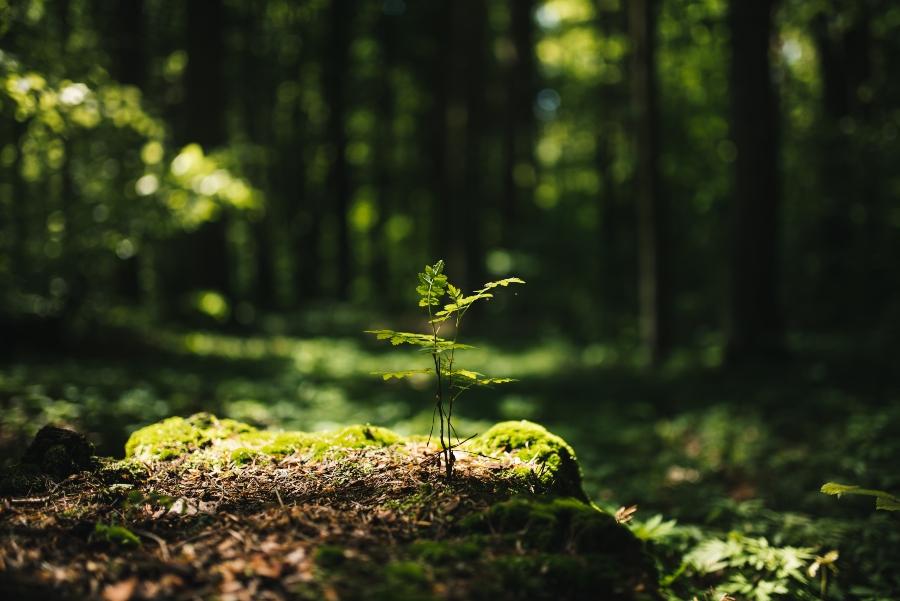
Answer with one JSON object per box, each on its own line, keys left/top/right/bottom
{"left": 366, "top": 260, "right": 523, "bottom": 482}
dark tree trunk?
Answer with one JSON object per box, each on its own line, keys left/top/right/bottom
{"left": 595, "top": 1, "right": 629, "bottom": 336}
{"left": 110, "top": 0, "right": 146, "bottom": 87}
{"left": 501, "top": 0, "right": 536, "bottom": 244}
{"left": 185, "top": 0, "right": 225, "bottom": 149}
{"left": 811, "top": 4, "right": 874, "bottom": 323}
{"left": 430, "top": 0, "right": 487, "bottom": 290}
{"left": 725, "top": 0, "right": 783, "bottom": 362}
{"left": 105, "top": 0, "right": 146, "bottom": 301}
{"left": 629, "top": 0, "right": 669, "bottom": 365}
{"left": 371, "top": 10, "right": 397, "bottom": 294}
{"left": 10, "top": 120, "right": 27, "bottom": 284}
{"left": 461, "top": 0, "right": 488, "bottom": 289}
{"left": 236, "top": 3, "right": 276, "bottom": 311}
{"left": 428, "top": 1, "right": 452, "bottom": 267}
{"left": 167, "top": 0, "right": 231, "bottom": 315}
{"left": 325, "top": 0, "right": 352, "bottom": 300}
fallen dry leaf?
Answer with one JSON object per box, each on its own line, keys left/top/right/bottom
{"left": 102, "top": 577, "right": 137, "bottom": 601}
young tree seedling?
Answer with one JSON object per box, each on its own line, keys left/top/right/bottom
{"left": 366, "top": 260, "right": 524, "bottom": 479}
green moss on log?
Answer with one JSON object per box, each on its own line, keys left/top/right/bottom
{"left": 125, "top": 413, "right": 401, "bottom": 463}
{"left": 465, "top": 420, "right": 584, "bottom": 498}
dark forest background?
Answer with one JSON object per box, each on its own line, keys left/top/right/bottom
{"left": 3, "top": 1, "right": 900, "bottom": 596}
{"left": 2, "top": 0, "right": 899, "bottom": 363}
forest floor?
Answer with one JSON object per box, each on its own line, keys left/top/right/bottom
{"left": 0, "top": 415, "right": 655, "bottom": 601}
{"left": 2, "top": 324, "right": 899, "bottom": 599}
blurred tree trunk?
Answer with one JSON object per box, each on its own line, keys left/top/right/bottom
{"left": 725, "top": 0, "right": 783, "bottom": 362}
{"left": 812, "top": 5, "right": 874, "bottom": 322}
{"left": 595, "top": 1, "right": 629, "bottom": 336}
{"left": 185, "top": 0, "right": 225, "bottom": 149}
{"left": 325, "top": 0, "right": 352, "bottom": 300}
{"left": 430, "top": 1, "right": 452, "bottom": 266}
{"left": 56, "top": 0, "right": 88, "bottom": 321}
{"left": 462, "top": 0, "right": 487, "bottom": 289}
{"left": 290, "top": 96, "right": 319, "bottom": 305}
{"left": 371, "top": 11, "right": 396, "bottom": 295}
{"left": 629, "top": 0, "right": 669, "bottom": 365}
{"left": 163, "top": 0, "right": 230, "bottom": 317}
{"left": 104, "top": 0, "right": 146, "bottom": 302}
{"left": 10, "top": 120, "right": 27, "bottom": 284}
{"left": 430, "top": 0, "right": 487, "bottom": 290}
{"left": 236, "top": 3, "right": 276, "bottom": 311}
{"left": 109, "top": 0, "right": 146, "bottom": 87}
{"left": 501, "top": 0, "right": 536, "bottom": 245}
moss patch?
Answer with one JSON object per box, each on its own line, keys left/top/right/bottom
{"left": 465, "top": 420, "right": 584, "bottom": 498}
{"left": 124, "top": 412, "right": 256, "bottom": 460}
{"left": 124, "top": 413, "right": 403, "bottom": 465}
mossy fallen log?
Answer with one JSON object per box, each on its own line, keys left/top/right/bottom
{"left": 0, "top": 414, "right": 659, "bottom": 600}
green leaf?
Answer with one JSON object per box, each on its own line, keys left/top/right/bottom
{"left": 476, "top": 277, "right": 526, "bottom": 293}
{"left": 365, "top": 329, "right": 443, "bottom": 347}
{"left": 876, "top": 496, "right": 900, "bottom": 511}
{"left": 820, "top": 482, "right": 860, "bottom": 497}
{"left": 375, "top": 369, "right": 433, "bottom": 381}
{"left": 821, "top": 482, "right": 900, "bottom": 512}
{"left": 420, "top": 341, "right": 475, "bottom": 353}
{"left": 436, "top": 293, "right": 495, "bottom": 317}
{"left": 92, "top": 523, "right": 141, "bottom": 547}
{"left": 448, "top": 369, "right": 516, "bottom": 385}
{"left": 416, "top": 260, "right": 449, "bottom": 308}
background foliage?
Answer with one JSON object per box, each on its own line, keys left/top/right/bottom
{"left": 2, "top": 0, "right": 899, "bottom": 598}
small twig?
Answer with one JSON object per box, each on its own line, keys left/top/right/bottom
{"left": 9, "top": 496, "right": 50, "bottom": 504}
{"left": 418, "top": 433, "right": 478, "bottom": 466}
{"left": 452, "top": 449, "right": 503, "bottom": 462}
{"left": 169, "top": 530, "right": 216, "bottom": 550}
{"left": 275, "top": 487, "right": 295, "bottom": 525}
{"left": 133, "top": 529, "right": 170, "bottom": 561}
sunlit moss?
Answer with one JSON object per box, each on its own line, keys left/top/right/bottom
{"left": 466, "top": 420, "right": 584, "bottom": 498}
{"left": 124, "top": 413, "right": 402, "bottom": 464}
{"left": 125, "top": 413, "right": 257, "bottom": 460}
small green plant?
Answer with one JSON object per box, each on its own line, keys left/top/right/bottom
{"left": 821, "top": 482, "right": 900, "bottom": 512}
{"left": 366, "top": 259, "right": 524, "bottom": 479}
{"left": 91, "top": 522, "right": 141, "bottom": 547}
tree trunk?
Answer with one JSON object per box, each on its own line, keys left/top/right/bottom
{"left": 725, "top": 0, "right": 783, "bottom": 362}
{"left": 462, "top": 0, "right": 488, "bottom": 289}
{"left": 371, "top": 10, "right": 396, "bottom": 295}
{"left": 325, "top": 0, "right": 352, "bottom": 300}
{"left": 629, "top": 0, "right": 669, "bottom": 365}
{"left": 168, "top": 0, "right": 231, "bottom": 315}
{"left": 106, "top": 0, "right": 146, "bottom": 302}
{"left": 426, "top": 1, "right": 454, "bottom": 271}
{"left": 501, "top": 0, "right": 536, "bottom": 245}
{"left": 595, "top": 1, "right": 629, "bottom": 336}
{"left": 110, "top": 0, "right": 146, "bottom": 87}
